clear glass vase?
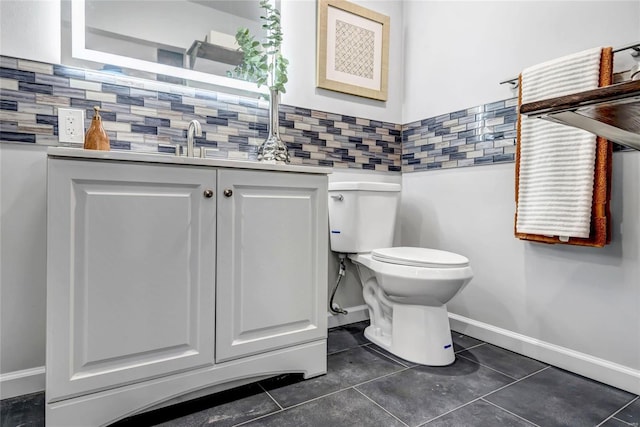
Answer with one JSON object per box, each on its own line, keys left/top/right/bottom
{"left": 257, "top": 88, "right": 290, "bottom": 164}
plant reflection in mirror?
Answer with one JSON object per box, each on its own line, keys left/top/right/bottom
{"left": 229, "top": 0, "right": 289, "bottom": 95}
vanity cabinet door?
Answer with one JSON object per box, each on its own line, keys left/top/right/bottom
{"left": 46, "top": 159, "right": 216, "bottom": 401}
{"left": 216, "top": 169, "right": 328, "bottom": 363}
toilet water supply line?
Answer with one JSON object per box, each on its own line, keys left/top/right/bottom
{"left": 329, "top": 254, "right": 348, "bottom": 315}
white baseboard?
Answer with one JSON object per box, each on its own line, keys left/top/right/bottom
{"left": 0, "top": 366, "right": 45, "bottom": 400}
{"left": 449, "top": 313, "right": 640, "bottom": 395}
{"left": 327, "top": 304, "right": 369, "bottom": 328}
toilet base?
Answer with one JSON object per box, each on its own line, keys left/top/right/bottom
{"left": 364, "top": 304, "right": 455, "bottom": 366}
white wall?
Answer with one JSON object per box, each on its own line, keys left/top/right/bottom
{"left": 403, "top": 1, "right": 640, "bottom": 122}
{"left": 1, "top": 0, "right": 65, "bottom": 394}
{"left": 281, "top": 0, "right": 404, "bottom": 124}
{"left": 0, "top": 144, "right": 48, "bottom": 397}
{"left": 0, "top": 0, "right": 61, "bottom": 65}
{"left": 401, "top": 0, "right": 640, "bottom": 393}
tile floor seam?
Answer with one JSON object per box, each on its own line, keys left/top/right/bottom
{"left": 479, "top": 365, "right": 551, "bottom": 400}
{"left": 611, "top": 417, "right": 639, "bottom": 427}
{"left": 480, "top": 397, "right": 542, "bottom": 426}
{"left": 258, "top": 382, "right": 284, "bottom": 411}
{"left": 352, "top": 386, "right": 411, "bottom": 427}
{"left": 415, "top": 397, "right": 484, "bottom": 427}
{"left": 414, "top": 367, "right": 551, "bottom": 427}
{"left": 595, "top": 395, "right": 640, "bottom": 427}
{"left": 326, "top": 342, "right": 370, "bottom": 356}
{"left": 234, "top": 363, "right": 412, "bottom": 424}
{"left": 249, "top": 384, "right": 361, "bottom": 418}
{"left": 412, "top": 397, "right": 542, "bottom": 427}
{"left": 233, "top": 382, "right": 382, "bottom": 426}
{"left": 351, "top": 366, "right": 412, "bottom": 390}
{"left": 233, "top": 381, "right": 412, "bottom": 427}
{"left": 455, "top": 352, "right": 521, "bottom": 380}
{"left": 453, "top": 342, "right": 486, "bottom": 354}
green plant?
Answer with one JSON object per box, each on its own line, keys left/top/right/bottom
{"left": 229, "top": 0, "right": 289, "bottom": 93}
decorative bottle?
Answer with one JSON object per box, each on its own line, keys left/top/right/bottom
{"left": 84, "top": 106, "right": 110, "bottom": 151}
{"left": 257, "top": 88, "right": 290, "bottom": 164}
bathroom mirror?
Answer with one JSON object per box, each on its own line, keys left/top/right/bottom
{"left": 66, "top": 0, "right": 272, "bottom": 96}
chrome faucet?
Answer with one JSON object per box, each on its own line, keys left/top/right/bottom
{"left": 187, "top": 119, "right": 202, "bottom": 157}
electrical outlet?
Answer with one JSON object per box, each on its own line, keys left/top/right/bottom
{"left": 58, "top": 108, "right": 85, "bottom": 144}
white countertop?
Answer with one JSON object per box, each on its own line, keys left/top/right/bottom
{"left": 47, "top": 147, "right": 332, "bottom": 175}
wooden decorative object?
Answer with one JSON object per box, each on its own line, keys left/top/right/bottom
{"left": 84, "top": 106, "right": 110, "bottom": 151}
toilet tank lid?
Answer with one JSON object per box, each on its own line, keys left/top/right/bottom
{"left": 328, "top": 182, "right": 401, "bottom": 192}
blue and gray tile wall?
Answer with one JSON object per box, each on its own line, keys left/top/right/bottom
{"left": 401, "top": 99, "right": 518, "bottom": 172}
{"left": 1, "top": 55, "right": 520, "bottom": 173}
{"left": 0, "top": 56, "right": 401, "bottom": 172}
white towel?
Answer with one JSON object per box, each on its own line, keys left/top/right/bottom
{"left": 516, "top": 47, "right": 603, "bottom": 239}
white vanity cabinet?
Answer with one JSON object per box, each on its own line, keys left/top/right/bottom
{"left": 46, "top": 159, "right": 217, "bottom": 401}
{"left": 216, "top": 169, "right": 327, "bottom": 362}
{"left": 45, "top": 150, "right": 328, "bottom": 427}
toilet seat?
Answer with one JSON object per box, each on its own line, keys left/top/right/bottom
{"left": 371, "top": 247, "right": 469, "bottom": 268}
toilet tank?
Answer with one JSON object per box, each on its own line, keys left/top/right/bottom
{"left": 328, "top": 182, "right": 401, "bottom": 253}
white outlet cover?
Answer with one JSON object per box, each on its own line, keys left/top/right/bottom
{"left": 58, "top": 108, "right": 85, "bottom": 144}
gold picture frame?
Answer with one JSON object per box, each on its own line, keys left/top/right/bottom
{"left": 317, "top": 0, "right": 390, "bottom": 101}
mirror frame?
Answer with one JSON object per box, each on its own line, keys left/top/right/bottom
{"left": 70, "top": 0, "right": 269, "bottom": 96}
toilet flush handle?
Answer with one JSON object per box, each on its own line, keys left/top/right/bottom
{"left": 331, "top": 194, "right": 344, "bottom": 201}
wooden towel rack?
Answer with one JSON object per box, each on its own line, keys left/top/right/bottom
{"left": 501, "top": 42, "right": 640, "bottom": 151}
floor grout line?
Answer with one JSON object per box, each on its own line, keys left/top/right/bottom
{"left": 455, "top": 352, "right": 521, "bottom": 381}
{"left": 609, "top": 417, "right": 639, "bottom": 427}
{"left": 233, "top": 385, "right": 356, "bottom": 425}
{"left": 415, "top": 366, "right": 551, "bottom": 427}
{"left": 615, "top": 416, "right": 640, "bottom": 427}
{"left": 234, "top": 365, "right": 412, "bottom": 425}
{"left": 353, "top": 387, "right": 410, "bottom": 427}
{"left": 453, "top": 341, "right": 486, "bottom": 354}
{"left": 326, "top": 341, "right": 370, "bottom": 356}
{"left": 485, "top": 365, "right": 551, "bottom": 397}
{"left": 481, "top": 397, "right": 542, "bottom": 426}
{"left": 595, "top": 395, "right": 639, "bottom": 427}
{"left": 351, "top": 366, "right": 412, "bottom": 389}
{"left": 258, "top": 382, "right": 284, "bottom": 411}
{"left": 415, "top": 397, "right": 484, "bottom": 426}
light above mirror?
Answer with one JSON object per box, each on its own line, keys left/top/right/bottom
{"left": 69, "top": 0, "right": 270, "bottom": 96}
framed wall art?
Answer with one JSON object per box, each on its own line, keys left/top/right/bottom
{"left": 317, "top": 0, "right": 390, "bottom": 101}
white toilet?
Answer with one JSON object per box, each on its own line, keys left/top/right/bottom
{"left": 328, "top": 182, "right": 473, "bottom": 366}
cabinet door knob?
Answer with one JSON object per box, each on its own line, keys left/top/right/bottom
{"left": 203, "top": 189, "right": 214, "bottom": 198}
{"left": 223, "top": 189, "right": 233, "bottom": 198}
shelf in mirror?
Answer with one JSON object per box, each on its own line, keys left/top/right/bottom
{"left": 187, "top": 40, "right": 244, "bottom": 69}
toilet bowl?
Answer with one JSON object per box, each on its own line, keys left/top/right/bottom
{"left": 328, "top": 182, "right": 473, "bottom": 366}
{"left": 349, "top": 247, "right": 472, "bottom": 365}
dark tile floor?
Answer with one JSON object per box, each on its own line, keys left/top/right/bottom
{"left": 2, "top": 321, "right": 639, "bottom": 427}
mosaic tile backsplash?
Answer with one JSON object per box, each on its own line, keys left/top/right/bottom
{"left": 401, "top": 99, "right": 518, "bottom": 172}
{"left": 1, "top": 55, "right": 526, "bottom": 173}
{"left": 0, "top": 56, "right": 401, "bottom": 172}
